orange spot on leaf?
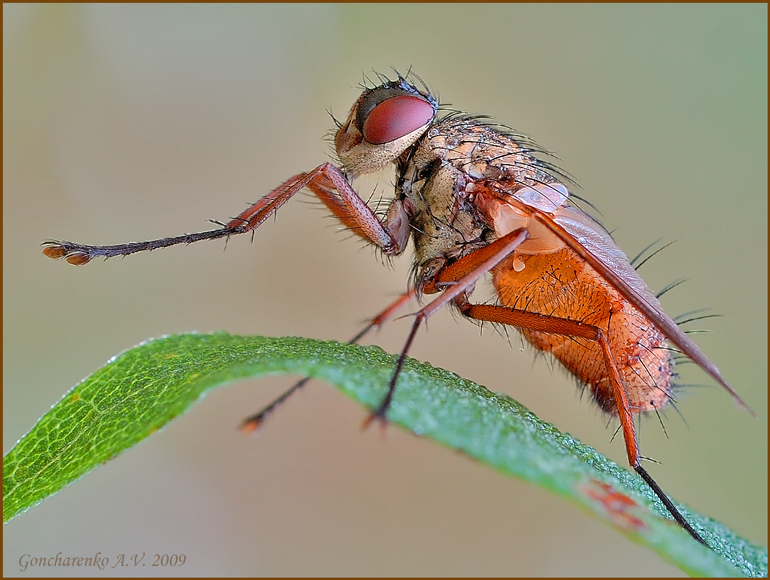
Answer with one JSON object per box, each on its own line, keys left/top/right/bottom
{"left": 583, "top": 480, "right": 647, "bottom": 532}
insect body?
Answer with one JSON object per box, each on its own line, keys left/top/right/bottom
{"left": 43, "top": 73, "right": 749, "bottom": 547}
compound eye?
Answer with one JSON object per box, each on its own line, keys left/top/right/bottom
{"left": 361, "top": 95, "right": 435, "bottom": 145}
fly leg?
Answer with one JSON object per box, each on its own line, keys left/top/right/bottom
{"left": 43, "top": 163, "right": 409, "bottom": 264}
{"left": 452, "top": 297, "right": 709, "bottom": 547}
{"left": 240, "top": 290, "right": 415, "bottom": 433}
{"left": 223, "top": 163, "right": 408, "bottom": 254}
{"left": 364, "top": 228, "right": 531, "bottom": 426}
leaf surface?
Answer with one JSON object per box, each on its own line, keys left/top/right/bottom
{"left": 3, "top": 333, "right": 766, "bottom": 576}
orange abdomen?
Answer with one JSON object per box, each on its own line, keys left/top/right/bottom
{"left": 492, "top": 247, "right": 673, "bottom": 415}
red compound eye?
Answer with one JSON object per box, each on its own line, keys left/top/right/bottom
{"left": 362, "top": 95, "right": 435, "bottom": 145}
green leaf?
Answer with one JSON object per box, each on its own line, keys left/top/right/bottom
{"left": 3, "top": 333, "right": 766, "bottom": 576}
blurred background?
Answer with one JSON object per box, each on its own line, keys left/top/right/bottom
{"left": 4, "top": 4, "right": 766, "bottom": 576}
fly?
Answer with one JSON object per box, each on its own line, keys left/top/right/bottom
{"left": 42, "top": 71, "right": 751, "bottom": 548}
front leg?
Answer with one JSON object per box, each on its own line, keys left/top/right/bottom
{"left": 226, "top": 163, "right": 409, "bottom": 255}
{"left": 43, "top": 163, "right": 409, "bottom": 264}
